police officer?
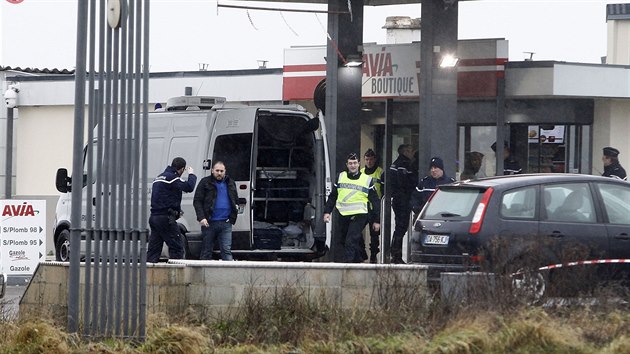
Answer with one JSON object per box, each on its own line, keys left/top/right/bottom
{"left": 388, "top": 144, "right": 416, "bottom": 264}
{"left": 360, "top": 149, "right": 384, "bottom": 263}
{"left": 147, "top": 157, "right": 197, "bottom": 263}
{"left": 602, "top": 147, "right": 627, "bottom": 180}
{"left": 324, "top": 153, "right": 381, "bottom": 263}
{"left": 491, "top": 141, "right": 522, "bottom": 175}
{"left": 411, "top": 157, "right": 455, "bottom": 215}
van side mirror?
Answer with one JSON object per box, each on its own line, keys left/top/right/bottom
{"left": 55, "top": 168, "right": 71, "bottom": 193}
{"left": 305, "top": 117, "right": 320, "bottom": 133}
{"left": 203, "top": 159, "right": 212, "bottom": 170}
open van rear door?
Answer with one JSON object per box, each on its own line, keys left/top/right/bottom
{"left": 208, "top": 108, "right": 258, "bottom": 250}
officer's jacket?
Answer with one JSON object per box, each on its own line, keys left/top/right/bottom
{"left": 150, "top": 166, "right": 197, "bottom": 215}
{"left": 603, "top": 162, "right": 627, "bottom": 180}
{"left": 361, "top": 166, "right": 384, "bottom": 199}
{"left": 388, "top": 155, "right": 416, "bottom": 201}
{"left": 324, "top": 171, "right": 381, "bottom": 223}
{"left": 410, "top": 174, "right": 455, "bottom": 214}
{"left": 503, "top": 158, "right": 523, "bottom": 175}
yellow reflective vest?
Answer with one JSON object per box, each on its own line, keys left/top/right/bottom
{"left": 336, "top": 172, "right": 372, "bottom": 216}
{"left": 360, "top": 166, "right": 383, "bottom": 198}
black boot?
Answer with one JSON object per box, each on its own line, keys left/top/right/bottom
{"left": 391, "top": 257, "right": 406, "bottom": 264}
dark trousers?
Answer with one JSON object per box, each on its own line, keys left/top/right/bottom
{"left": 391, "top": 198, "right": 411, "bottom": 260}
{"left": 368, "top": 222, "right": 380, "bottom": 256}
{"left": 147, "top": 214, "right": 184, "bottom": 263}
{"left": 335, "top": 210, "right": 369, "bottom": 263}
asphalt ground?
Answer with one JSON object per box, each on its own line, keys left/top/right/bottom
{"left": 1, "top": 277, "right": 30, "bottom": 320}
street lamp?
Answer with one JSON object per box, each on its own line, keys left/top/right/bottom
{"left": 439, "top": 54, "right": 459, "bottom": 68}
{"left": 344, "top": 54, "right": 364, "bottom": 67}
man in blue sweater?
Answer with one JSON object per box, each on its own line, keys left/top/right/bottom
{"left": 193, "top": 161, "right": 239, "bottom": 260}
{"left": 148, "top": 157, "right": 197, "bottom": 263}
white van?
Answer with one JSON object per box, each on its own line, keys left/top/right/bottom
{"left": 53, "top": 96, "right": 331, "bottom": 261}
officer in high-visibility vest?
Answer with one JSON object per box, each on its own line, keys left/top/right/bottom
{"left": 360, "top": 149, "right": 384, "bottom": 263}
{"left": 324, "top": 153, "right": 381, "bottom": 263}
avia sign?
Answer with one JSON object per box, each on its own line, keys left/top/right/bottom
{"left": 282, "top": 39, "right": 508, "bottom": 101}
{"left": 0, "top": 200, "right": 46, "bottom": 276}
{"left": 361, "top": 44, "right": 419, "bottom": 98}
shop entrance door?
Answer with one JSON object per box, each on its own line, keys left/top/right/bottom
{"left": 458, "top": 124, "right": 591, "bottom": 177}
{"left": 525, "top": 125, "right": 591, "bottom": 174}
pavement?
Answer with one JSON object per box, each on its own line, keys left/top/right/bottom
{"left": 1, "top": 277, "right": 30, "bottom": 320}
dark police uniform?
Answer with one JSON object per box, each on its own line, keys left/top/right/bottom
{"left": 388, "top": 153, "right": 416, "bottom": 263}
{"left": 147, "top": 165, "right": 197, "bottom": 262}
{"left": 410, "top": 174, "right": 456, "bottom": 215}
{"left": 602, "top": 147, "right": 627, "bottom": 180}
{"left": 491, "top": 141, "right": 522, "bottom": 175}
{"left": 361, "top": 164, "right": 384, "bottom": 262}
{"left": 503, "top": 158, "right": 523, "bottom": 175}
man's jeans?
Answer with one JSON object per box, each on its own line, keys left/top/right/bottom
{"left": 200, "top": 220, "right": 233, "bottom": 260}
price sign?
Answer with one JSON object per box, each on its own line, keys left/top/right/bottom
{"left": 0, "top": 200, "right": 46, "bottom": 276}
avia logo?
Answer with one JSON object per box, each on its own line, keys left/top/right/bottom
{"left": 362, "top": 48, "right": 395, "bottom": 77}
{"left": 2, "top": 202, "right": 37, "bottom": 217}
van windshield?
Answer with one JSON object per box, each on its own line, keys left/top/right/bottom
{"left": 421, "top": 187, "right": 484, "bottom": 220}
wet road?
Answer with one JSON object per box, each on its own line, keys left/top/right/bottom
{"left": 1, "top": 283, "right": 28, "bottom": 320}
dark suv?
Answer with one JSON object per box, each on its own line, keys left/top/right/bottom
{"left": 410, "top": 174, "right": 630, "bottom": 293}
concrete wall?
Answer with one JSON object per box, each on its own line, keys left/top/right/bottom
{"left": 607, "top": 18, "right": 630, "bottom": 65}
{"left": 19, "top": 261, "right": 428, "bottom": 326}
{"left": 16, "top": 105, "right": 82, "bottom": 196}
{"left": 593, "top": 99, "right": 630, "bottom": 175}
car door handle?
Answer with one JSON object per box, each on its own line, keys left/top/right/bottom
{"left": 614, "top": 233, "right": 630, "bottom": 240}
{"left": 548, "top": 231, "right": 564, "bottom": 238}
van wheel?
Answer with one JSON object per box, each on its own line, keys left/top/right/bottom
{"left": 56, "top": 229, "right": 71, "bottom": 262}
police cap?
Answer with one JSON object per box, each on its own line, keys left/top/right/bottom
{"left": 603, "top": 147, "right": 620, "bottom": 158}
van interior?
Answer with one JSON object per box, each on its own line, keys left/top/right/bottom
{"left": 251, "top": 113, "right": 319, "bottom": 250}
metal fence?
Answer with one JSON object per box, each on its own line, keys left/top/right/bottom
{"left": 68, "top": 0, "right": 150, "bottom": 339}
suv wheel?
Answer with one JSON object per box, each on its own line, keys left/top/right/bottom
{"left": 56, "top": 229, "right": 71, "bottom": 262}
{"left": 511, "top": 268, "right": 547, "bottom": 304}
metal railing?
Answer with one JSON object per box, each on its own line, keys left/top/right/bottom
{"left": 69, "top": 0, "right": 149, "bottom": 339}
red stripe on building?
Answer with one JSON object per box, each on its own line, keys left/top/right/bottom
{"left": 457, "top": 72, "right": 499, "bottom": 97}
{"left": 458, "top": 58, "right": 508, "bottom": 67}
{"left": 283, "top": 76, "right": 324, "bottom": 101}
{"left": 283, "top": 64, "right": 327, "bottom": 73}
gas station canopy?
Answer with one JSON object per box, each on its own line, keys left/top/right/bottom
{"left": 235, "top": 0, "right": 423, "bottom": 6}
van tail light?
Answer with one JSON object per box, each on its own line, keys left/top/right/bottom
{"left": 469, "top": 187, "right": 493, "bottom": 234}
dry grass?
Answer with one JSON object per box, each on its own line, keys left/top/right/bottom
{"left": 0, "top": 269, "right": 629, "bottom": 353}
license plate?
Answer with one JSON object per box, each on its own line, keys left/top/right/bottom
{"left": 425, "top": 234, "right": 449, "bottom": 245}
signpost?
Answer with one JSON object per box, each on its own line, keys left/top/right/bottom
{"left": 0, "top": 200, "right": 46, "bottom": 276}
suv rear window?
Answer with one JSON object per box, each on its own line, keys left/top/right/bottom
{"left": 421, "top": 187, "right": 484, "bottom": 219}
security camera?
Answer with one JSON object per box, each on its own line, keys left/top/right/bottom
{"left": 4, "top": 86, "right": 19, "bottom": 109}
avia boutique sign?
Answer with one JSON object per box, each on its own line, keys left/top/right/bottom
{"left": 282, "top": 39, "right": 507, "bottom": 101}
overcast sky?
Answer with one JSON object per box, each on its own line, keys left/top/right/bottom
{"left": 0, "top": 0, "right": 624, "bottom": 72}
